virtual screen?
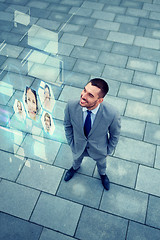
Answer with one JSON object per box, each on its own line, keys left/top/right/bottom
{"left": 0, "top": 7, "right": 66, "bottom": 146}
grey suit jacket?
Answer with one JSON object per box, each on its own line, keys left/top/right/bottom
{"left": 64, "top": 100, "right": 121, "bottom": 160}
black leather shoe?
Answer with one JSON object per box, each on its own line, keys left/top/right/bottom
{"left": 64, "top": 167, "right": 78, "bottom": 181}
{"left": 100, "top": 174, "right": 110, "bottom": 190}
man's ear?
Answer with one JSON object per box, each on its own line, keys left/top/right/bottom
{"left": 99, "top": 98, "right": 103, "bottom": 104}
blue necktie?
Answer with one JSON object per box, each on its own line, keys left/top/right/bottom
{"left": 84, "top": 110, "right": 92, "bottom": 137}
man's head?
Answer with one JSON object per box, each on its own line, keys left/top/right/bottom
{"left": 80, "top": 78, "right": 109, "bottom": 110}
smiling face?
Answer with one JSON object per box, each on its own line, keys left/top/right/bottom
{"left": 26, "top": 88, "right": 37, "bottom": 120}
{"left": 80, "top": 82, "right": 103, "bottom": 110}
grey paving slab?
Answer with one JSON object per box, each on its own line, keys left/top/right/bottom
{"left": 0, "top": 150, "right": 25, "bottom": 181}
{"left": 69, "top": 6, "right": 93, "bottom": 17}
{"left": 59, "top": 85, "right": 82, "bottom": 102}
{"left": 57, "top": 173, "right": 103, "bottom": 208}
{"left": 144, "top": 122, "right": 160, "bottom": 145}
{"left": 60, "top": 32, "right": 87, "bottom": 46}
{"left": 70, "top": 15, "right": 96, "bottom": 27}
{"left": 52, "top": 100, "right": 66, "bottom": 121}
{"left": 146, "top": 195, "right": 160, "bottom": 229}
{"left": 48, "top": 11, "right": 71, "bottom": 23}
{"left": 0, "top": 82, "right": 14, "bottom": 105}
{"left": 115, "top": 14, "right": 139, "bottom": 25}
{"left": 17, "top": 159, "right": 64, "bottom": 194}
{"left": 156, "top": 62, "right": 160, "bottom": 75}
{"left": 48, "top": 3, "right": 71, "bottom": 13}
{"left": 0, "top": 11, "right": 13, "bottom": 21}
{"left": 107, "top": 31, "right": 135, "bottom": 45}
{"left": 126, "top": 7, "right": 149, "bottom": 17}
{"left": 16, "top": 134, "right": 61, "bottom": 164}
{"left": 150, "top": 11, "right": 160, "bottom": 21}
{"left": 145, "top": 28, "right": 160, "bottom": 39}
{"left": 0, "top": 44, "right": 23, "bottom": 58}
{"left": 61, "top": 0, "right": 83, "bottom": 7}
{"left": 155, "top": 146, "right": 160, "bottom": 169}
{"left": 40, "top": 228, "right": 74, "bottom": 240}
{"left": 119, "top": 24, "right": 145, "bottom": 36}
{"left": 0, "top": 20, "right": 13, "bottom": 31}
{"left": 143, "top": 2, "right": 160, "bottom": 12}
{"left": 60, "top": 23, "right": 85, "bottom": 34}
{"left": 100, "top": 184, "right": 148, "bottom": 223}
{"left": 0, "top": 212, "right": 42, "bottom": 240}
{"left": 58, "top": 42, "right": 74, "bottom": 56}
{"left": 114, "top": 136, "right": 156, "bottom": 166}
{"left": 134, "top": 36, "right": 160, "bottom": 50}
{"left": 63, "top": 70, "right": 89, "bottom": 88}
{"left": 82, "top": 1, "right": 104, "bottom": 10}
{"left": 133, "top": 71, "right": 160, "bottom": 90}
{"left": 2, "top": 72, "right": 34, "bottom": 91}
{"left": 95, "top": 19, "right": 120, "bottom": 31}
{"left": 30, "top": 7, "right": 51, "bottom": 18}
{"left": 0, "top": 179, "right": 40, "bottom": 220}
{"left": 118, "top": 83, "right": 152, "bottom": 103}
{"left": 127, "top": 221, "right": 160, "bottom": 240}
{"left": 31, "top": 193, "right": 82, "bottom": 236}
{"left": 0, "top": 31, "right": 22, "bottom": 45}
{"left": 91, "top": 10, "right": 115, "bottom": 21}
{"left": 104, "top": 95, "right": 127, "bottom": 115}
{"left": 26, "top": 1, "right": 49, "bottom": 9}
{"left": 121, "top": 116, "right": 146, "bottom": 141}
{"left": 36, "top": 19, "right": 61, "bottom": 31}
{"left": 140, "top": 47, "right": 160, "bottom": 62}
{"left": 73, "top": 59, "right": 104, "bottom": 76}
{"left": 85, "top": 38, "right": 113, "bottom": 51}
{"left": 102, "top": 65, "right": 134, "bottom": 83}
{"left": 0, "top": 105, "right": 14, "bottom": 127}
{"left": 82, "top": 26, "right": 109, "bottom": 40}
{"left": 54, "top": 143, "right": 96, "bottom": 176}
{"left": 125, "top": 100, "right": 160, "bottom": 124}
{"left": 139, "top": 18, "right": 160, "bottom": 29}
{"left": 94, "top": 156, "right": 138, "bottom": 188}
{"left": 98, "top": 52, "right": 128, "bottom": 68}
{"left": 76, "top": 206, "right": 128, "bottom": 240}
{"left": 121, "top": 0, "right": 143, "bottom": 8}
{"left": 102, "top": 78, "right": 120, "bottom": 96}
{"left": 71, "top": 46, "right": 100, "bottom": 62}
{"left": 46, "top": 55, "right": 76, "bottom": 71}
{"left": 0, "top": 127, "right": 25, "bottom": 154}
{"left": 136, "top": 166, "right": 160, "bottom": 197}
{"left": 127, "top": 57, "right": 157, "bottom": 74}
{"left": 103, "top": 5, "right": 126, "bottom": 14}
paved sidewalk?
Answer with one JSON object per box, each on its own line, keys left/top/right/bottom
{"left": 0, "top": 0, "right": 160, "bottom": 239}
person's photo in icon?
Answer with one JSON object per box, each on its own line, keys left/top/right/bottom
{"left": 13, "top": 99, "right": 26, "bottom": 120}
{"left": 38, "top": 81, "right": 55, "bottom": 112}
{"left": 24, "top": 87, "right": 40, "bottom": 121}
{"left": 42, "top": 111, "right": 55, "bottom": 135}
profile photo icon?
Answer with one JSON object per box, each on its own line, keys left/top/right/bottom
{"left": 24, "top": 87, "right": 41, "bottom": 121}
{"left": 42, "top": 111, "right": 55, "bottom": 135}
{"left": 13, "top": 99, "right": 26, "bottom": 120}
{"left": 38, "top": 81, "right": 55, "bottom": 112}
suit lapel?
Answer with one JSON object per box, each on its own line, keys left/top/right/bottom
{"left": 88, "top": 103, "right": 103, "bottom": 137}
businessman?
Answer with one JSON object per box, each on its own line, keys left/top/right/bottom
{"left": 64, "top": 78, "right": 121, "bottom": 190}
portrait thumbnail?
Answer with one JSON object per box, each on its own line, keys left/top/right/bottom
{"left": 38, "top": 81, "right": 55, "bottom": 112}
{"left": 41, "top": 111, "right": 55, "bottom": 135}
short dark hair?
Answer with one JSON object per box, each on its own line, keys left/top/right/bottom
{"left": 89, "top": 78, "right": 109, "bottom": 98}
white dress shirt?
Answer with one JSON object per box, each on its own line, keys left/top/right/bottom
{"left": 82, "top": 104, "right": 100, "bottom": 127}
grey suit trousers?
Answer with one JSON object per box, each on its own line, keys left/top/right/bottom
{"left": 72, "top": 148, "right": 107, "bottom": 175}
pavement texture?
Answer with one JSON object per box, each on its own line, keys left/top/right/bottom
{"left": 0, "top": 0, "right": 160, "bottom": 239}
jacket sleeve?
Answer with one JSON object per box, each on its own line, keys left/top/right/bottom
{"left": 64, "top": 102, "right": 73, "bottom": 145}
{"left": 107, "top": 111, "right": 121, "bottom": 155}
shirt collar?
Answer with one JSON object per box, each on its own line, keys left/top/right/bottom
{"left": 82, "top": 104, "right": 100, "bottom": 115}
